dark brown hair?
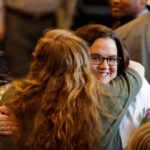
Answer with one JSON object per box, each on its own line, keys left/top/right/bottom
{"left": 75, "top": 24, "right": 130, "bottom": 75}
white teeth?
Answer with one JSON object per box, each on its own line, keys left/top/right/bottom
{"left": 98, "top": 72, "right": 108, "bottom": 76}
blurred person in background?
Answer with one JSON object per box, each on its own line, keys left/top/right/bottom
{"left": 0, "top": 0, "right": 5, "bottom": 50}
{"left": 0, "top": 0, "right": 77, "bottom": 78}
{"left": 146, "top": 0, "right": 150, "bottom": 9}
{"left": 116, "top": 12, "right": 150, "bottom": 83}
{"left": 109, "top": 0, "right": 149, "bottom": 29}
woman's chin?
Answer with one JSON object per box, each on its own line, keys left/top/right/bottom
{"left": 98, "top": 77, "right": 110, "bottom": 84}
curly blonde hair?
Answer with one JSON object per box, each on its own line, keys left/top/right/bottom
{"left": 5, "top": 29, "right": 102, "bottom": 150}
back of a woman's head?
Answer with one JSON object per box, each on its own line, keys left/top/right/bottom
{"left": 5, "top": 29, "right": 101, "bottom": 150}
{"left": 127, "top": 122, "right": 150, "bottom": 150}
{"left": 75, "top": 24, "right": 130, "bottom": 75}
{"left": 29, "top": 29, "right": 99, "bottom": 102}
{"left": 28, "top": 29, "right": 95, "bottom": 86}
{"left": 23, "top": 30, "right": 101, "bottom": 150}
{"left": 8, "top": 29, "right": 96, "bottom": 107}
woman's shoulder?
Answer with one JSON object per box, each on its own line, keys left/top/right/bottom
{"left": 128, "top": 60, "right": 144, "bottom": 79}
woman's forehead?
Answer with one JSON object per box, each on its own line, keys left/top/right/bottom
{"left": 90, "top": 38, "right": 118, "bottom": 55}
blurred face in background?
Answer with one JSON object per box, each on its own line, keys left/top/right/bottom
{"left": 109, "top": 0, "right": 146, "bottom": 18}
{"left": 90, "top": 38, "right": 119, "bottom": 84}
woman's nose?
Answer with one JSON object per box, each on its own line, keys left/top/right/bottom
{"left": 98, "top": 59, "right": 109, "bottom": 69}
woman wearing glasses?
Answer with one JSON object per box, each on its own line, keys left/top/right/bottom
{"left": 75, "top": 24, "right": 150, "bottom": 150}
{"left": 0, "top": 28, "right": 144, "bottom": 150}
{"left": 90, "top": 41, "right": 122, "bottom": 84}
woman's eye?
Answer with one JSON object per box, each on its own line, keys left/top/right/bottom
{"left": 91, "top": 56, "right": 100, "bottom": 61}
{"left": 109, "top": 58, "right": 117, "bottom": 61}
{"left": 94, "top": 57, "right": 99, "bottom": 60}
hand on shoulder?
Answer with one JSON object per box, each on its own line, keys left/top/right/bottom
{"left": 129, "top": 60, "right": 145, "bottom": 80}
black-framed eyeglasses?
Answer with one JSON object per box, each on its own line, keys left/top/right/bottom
{"left": 90, "top": 54, "right": 121, "bottom": 66}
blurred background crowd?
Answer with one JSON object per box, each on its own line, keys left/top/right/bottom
{"left": 0, "top": 0, "right": 149, "bottom": 82}
{"left": 0, "top": 1, "right": 149, "bottom": 150}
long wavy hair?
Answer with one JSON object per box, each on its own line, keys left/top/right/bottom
{"left": 127, "top": 122, "right": 150, "bottom": 150}
{"left": 5, "top": 29, "right": 102, "bottom": 150}
{"left": 75, "top": 24, "right": 130, "bottom": 75}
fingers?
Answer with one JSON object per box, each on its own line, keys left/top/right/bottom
{"left": 0, "top": 120, "right": 20, "bottom": 126}
{"left": 0, "top": 126, "right": 19, "bottom": 132}
{"left": 0, "top": 130, "right": 13, "bottom": 135}
{"left": 0, "top": 126, "right": 19, "bottom": 135}
{"left": 0, "top": 106, "right": 11, "bottom": 115}
{"left": 0, "top": 124, "right": 20, "bottom": 135}
{"left": 0, "top": 114, "right": 21, "bottom": 130}
{"left": 0, "top": 107, "right": 21, "bottom": 135}
{"left": 0, "top": 113, "right": 20, "bottom": 127}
